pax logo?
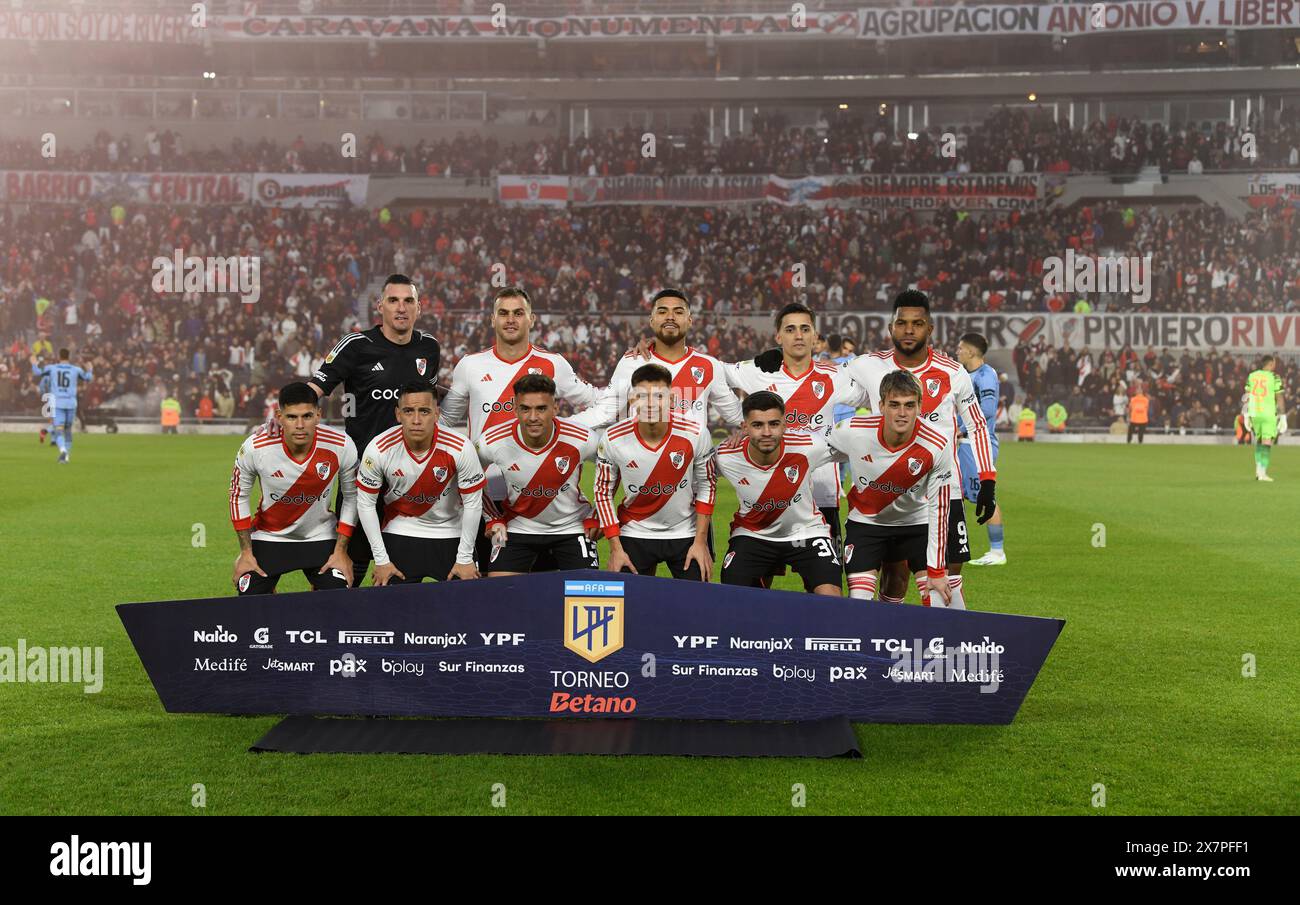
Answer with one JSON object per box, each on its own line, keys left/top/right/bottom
{"left": 329, "top": 654, "right": 366, "bottom": 677}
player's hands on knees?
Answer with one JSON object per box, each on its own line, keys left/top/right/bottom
{"left": 607, "top": 547, "right": 637, "bottom": 574}
{"left": 372, "top": 562, "right": 404, "bottom": 586}
{"left": 233, "top": 551, "right": 266, "bottom": 587}
{"left": 448, "top": 562, "right": 480, "bottom": 581}
{"left": 685, "top": 541, "right": 713, "bottom": 582}
{"left": 929, "top": 574, "right": 952, "bottom": 606}
{"left": 320, "top": 551, "right": 353, "bottom": 587}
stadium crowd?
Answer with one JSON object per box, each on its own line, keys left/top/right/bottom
{"left": 3, "top": 106, "right": 1298, "bottom": 177}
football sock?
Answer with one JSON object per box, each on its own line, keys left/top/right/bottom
{"left": 988, "top": 524, "right": 1004, "bottom": 552}
{"left": 847, "top": 573, "right": 876, "bottom": 600}
{"left": 947, "top": 575, "right": 967, "bottom": 610}
{"left": 1261, "top": 445, "right": 1271, "bottom": 471}
{"left": 914, "top": 571, "right": 930, "bottom": 607}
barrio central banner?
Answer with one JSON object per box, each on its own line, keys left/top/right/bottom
{"left": 0, "top": 171, "right": 374, "bottom": 207}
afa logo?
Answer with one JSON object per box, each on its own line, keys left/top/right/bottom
{"left": 563, "top": 580, "right": 624, "bottom": 664}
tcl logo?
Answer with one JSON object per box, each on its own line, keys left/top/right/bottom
{"left": 286, "top": 630, "right": 327, "bottom": 644}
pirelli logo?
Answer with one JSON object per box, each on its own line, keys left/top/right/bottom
{"left": 338, "top": 631, "right": 394, "bottom": 645}
{"left": 804, "top": 637, "right": 861, "bottom": 652}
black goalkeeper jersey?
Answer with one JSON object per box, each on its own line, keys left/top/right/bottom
{"left": 312, "top": 325, "right": 441, "bottom": 450}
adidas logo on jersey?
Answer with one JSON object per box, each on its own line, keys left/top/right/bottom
{"left": 508, "top": 463, "right": 521, "bottom": 471}
{"left": 738, "top": 477, "right": 750, "bottom": 485}
{"left": 480, "top": 373, "right": 493, "bottom": 382}
{"left": 271, "top": 469, "right": 285, "bottom": 478}
{"left": 371, "top": 363, "right": 384, "bottom": 371}
{"left": 628, "top": 460, "right": 640, "bottom": 469}
{"left": 861, "top": 454, "right": 873, "bottom": 462}
{"left": 393, "top": 468, "right": 404, "bottom": 477}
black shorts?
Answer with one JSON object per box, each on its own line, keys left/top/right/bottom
{"left": 379, "top": 533, "right": 464, "bottom": 583}
{"left": 487, "top": 532, "right": 598, "bottom": 574}
{"left": 844, "top": 520, "right": 927, "bottom": 575}
{"left": 238, "top": 539, "right": 349, "bottom": 595}
{"left": 946, "top": 497, "right": 971, "bottom": 565}
{"left": 476, "top": 506, "right": 559, "bottom": 573}
{"left": 721, "top": 535, "right": 842, "bottom": 592}
{"left": 618, "top": 535, "right": 704, "bottom": 581}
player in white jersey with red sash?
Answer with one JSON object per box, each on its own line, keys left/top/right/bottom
{"left": 714, "top": 391, "right": 844, "bottom": 595}
{"left": 356, "top": 382, "right": 486, "bottom": 585}
{"left": 826, "top": 370, "right": 956, "bottom": 607}
{"left": 844, "top": 290, "right": 997, "bottom": 609}
{"left": 475, "top": 373, "right": 601, "bottom": 576}
{"left": 593, "top": 362, "right": 717, "bottom": 581}
{"left": 228, "top": 382, "right": 358, "bottom": 595}
{"left": 726, "top": 303, "right": 863, "bottom": 549}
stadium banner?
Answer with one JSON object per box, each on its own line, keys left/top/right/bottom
{"left": 570, "top": 174, "right": 770, "bottom": 206}
{"left": 252, "top": 173, "right": 369, "bottom": 209}
{"left": 118, "top": 571, "right": 1064, "bottom": 724}
{"left": 767, "top": 173, "right": 1044, "bottom": 210}
{"left": 1244, "top": 172, "right": 1300, "bottom": 209}
{"left": 0, "top": 9, "right": 196, "bottom": 43}
{"left": 215, "top": 11, "right": 861, "bottom": 42}
{"left": 0, "top": 170, "right": 251, "bottom": 205}
{"left": 808, "top": 312, "right": 1300, "bottom": 353}
{"left": 859, "top": 0, "right": 1300, "bottom": 40}
{"left": 497, "top": 175, "right": 569, "bottom": 207}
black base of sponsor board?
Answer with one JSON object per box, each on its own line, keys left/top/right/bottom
{"left": 249, "top": 714, "right": 863, "bottom": 758}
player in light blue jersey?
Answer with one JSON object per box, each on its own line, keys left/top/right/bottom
{"left": 827, "top": 334, "right": 860, "bottom": 482}
{"left": 37, "top": 369, "right": 53, "bottom": 445}
{"left": 956, "top": 334, "right": 1006, "bottom": 565}
{"left": 31, "top": 348, "right": 92, "bottom": 463}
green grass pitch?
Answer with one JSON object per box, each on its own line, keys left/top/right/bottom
{"left": 1, "top": 432, "right": 1296, "bottom": 815}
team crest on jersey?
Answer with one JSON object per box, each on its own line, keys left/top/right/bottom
{"left": 843, "top": 543, "right": 854, "bottom": 564}
{"left": 490, "top": 544, "right": 502, "bottom": 563}
{"left": 723, "top": 550, "right": 736, "bottom": 570}
{"left": 529, "top": 367, "right": 543, "bottom": 375}
{"left": 691, "top": 366, "right": 705, "bottom": 384}
{"left": 907, "top": 456, "right": 923, "bottom": 476}
{"left": 433, "top": 466, "right": 448, "bottom": 483}
{"left": 316, "top": 462, "right": 331, "bottom": 480}
{"left": 238, "top": 573, "right": 251, "bottom": 593}
{"left": 669, "top": 451, "right": 685, "bottom": 469}
{"left": 415, "top": 358, "right": 428, "bottom": 376}
{"left": 811, "top": 380, "right": 826, "bottom": 399}
{"left": 926, "top": 378, "right": 941, "bottom": 397}
{"left": 554, "top": 456, "right": 571, "bottom": 474}
{"left": 784, "top": 464, "right": 800, "bottom": 483}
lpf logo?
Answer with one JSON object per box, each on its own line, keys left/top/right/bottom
{"left": 563, "top": 580, "right": 624, "bottom": 663}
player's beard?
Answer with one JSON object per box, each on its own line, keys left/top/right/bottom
{"left": 654, "top": 324, "right": 686, "bottom": 349}
{"left": 892, "top": 334, "right": 927, "bottom": 357}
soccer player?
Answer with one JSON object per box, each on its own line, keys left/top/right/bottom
{"left": 715, "top": 391, "right": 843, "bottom": 596}
{"left": 841, "top": 290, "right": 996, "bottom": 609}
{"left": 727, "top": 303, "right": 861, "bottom": 548}
{"left": 309, "top": 273, "right": 441, "bottom": 583}
{"left": 475, "top": 373, "right": 601, "bottom": 576}
{"left": 1246, "top": 355, "right": 1286, "bottom": 481}
{"left": 828, "top": 371, "right": 954, "bottom": 606}
{"left": 957, "top": 333, "right": 1007, "bottom": 565}
{"left": 596, "top": 289, "right": 743, "bottom": 428}
{"left": 228, "top": 382, "right": 358, "bottom": 595}
{"left": 355, "top": 382, "right": 486, "bottom": 585}
{"left": 31, "top": 349, "right": 91, "bottom": 464}
{"left": 439, "top": 286, "right": 601, "bottom": 565}
{"left": 593, "top": 363, "right": 717, "bottom": 580}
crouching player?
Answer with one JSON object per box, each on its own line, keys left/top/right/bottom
{"left": 593, "top": 363, "right": 717, "bottom": 580}
{"left": 228, "top": 382, "right": 358, "bottom": 594}
{"left": 826, "top": 370, "right": 954, "bottom": 606}
{"left": 356, "top": 382, "right": 486, "bottom": 584}
{"left": 715, "top": 391, "right": 843, "bottom": 596}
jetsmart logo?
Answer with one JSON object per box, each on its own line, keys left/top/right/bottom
{"left": 338, "top": 630, "right": 393, "bottom": 644}
{"left": 0, "top": 639, "right": 103, "bottom": 694}
{"left": 151, "top": 250, "right": 261, "bottom": 304}
{"left": 1042, "top": 250, "right": 1152, "bottom": 305}
{"left": 50, "top": 836, "right": 151, "bottom": 885}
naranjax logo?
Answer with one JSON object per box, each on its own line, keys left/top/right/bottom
{"left": 49, "top": 836, "right": 151, "bottom": 885}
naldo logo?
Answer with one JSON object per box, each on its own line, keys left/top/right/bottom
{"left": 193, "top": 625, "right": 237, "bottom": 644}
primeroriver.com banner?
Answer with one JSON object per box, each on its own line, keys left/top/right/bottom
{"left": 118, "top": 571, "right": 1064, "bottom": 724}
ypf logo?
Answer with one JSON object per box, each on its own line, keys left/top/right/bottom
{"left": 563, "top": 580, "right": 624, "bottom": 664}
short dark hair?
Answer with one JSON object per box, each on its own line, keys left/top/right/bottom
{"left": 278, "top": 381, "right": 319, "bottom": 409}
{"left": 960, "top": 333, "right": 989, "bottom": 357}
{"left": 382, "top": 273, "right": 418, "bottom": 297}
{"left": 493, "top": 286, "right": 531, "bottom": 310}
{"left": 775, "top": 302, "right": 815, "bottom": 330}
{"left": 826, "top": 334, "right": 844, "bottom": 354}
{"left": 513, "top": 373, "right": 556, "bottom": 398}
{"left": 651, "top": 288, "right": 689, "bottom": 307}
{"left": 742, "top": 390, "right": 785, "bottom": 419}
{"left": 1261, "top": 354, "right": 1276, "bottom": 368}
{"left": 398, "top": 381, "right": 436, "bottom": 405}
{"left": 893, "top": 289, "right": 930, "bottom": 314}
{"left": 630, "top": 363, "right": 673, "bottom": 387}
{"left": 58, "top": 348, "right": 70, "bottom": 360}
{"left": 879, "top": 369, "right": 922, "bottom": 403}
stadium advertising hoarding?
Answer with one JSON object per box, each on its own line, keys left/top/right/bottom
{"left": 1245, "top": 173, "right": 1300, "bottom": 209}
{"left": 118, "top": 572, "right": 1063, "bottom": 724}
{"left": 0, "top": 9, "right": 195, "bottom": 43}
{"left": 251, "top": 173, "right": 369, "bottom": 209}
{"left": 0, "top": 172, "right": 366, "bottom": 207}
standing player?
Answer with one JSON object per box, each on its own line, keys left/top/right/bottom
{"left": 308, "top": 274, "right": 441, "bottom": 584}
{"left": 827, "top": 371, "right": 954, "bottom": 606}
{"left": 228, "top": 382, "right": 357, "bottom": 595}
{"left": 355, "top": 382, "right": 486, "bottom": 585}
{"left": 727, "top": 303, "right": 861, "bottom": 549}
{"left": 31, "top": 349, "right": 92, "bottom": 463}
{"left": 593, "top": 363, "right": 717, "bottom": 580}
{"left": 956, "top": 333, "right": 1007, "bottom": 565}
{"left": 715, "top": 391, "right": 843, "bottom": 596}
{"left": 841, "top": 291, "right": 996, "bottom": 609}
{"left": 1246, "top": 355, "right": 1285, "bottom": 481}
{"left": 475, "top": 374, "right": 601, "bottom": 576}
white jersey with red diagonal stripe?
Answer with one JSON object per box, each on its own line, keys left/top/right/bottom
{"left": 230, "top": 423, "right": 358, "bottom": 543}
{"left": 590, "top": 344, "right": 742, "bottom": 428}
{"left": 715, "top": 433, "right": 833, "bottom": 543}
{"left": 846, "top": 348, "right": 996, "bottom": 500}
{"left": 592, "top": 415, "right": 717, "bottom": 540}
{"left": 725, "top": 358, "right": 863, "bottom": 507}
{"left": 356, "top": 425, "right": 486, "bottom": 538}
{"left": 475, "top": 417, "right": 600, "bottom": 535}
